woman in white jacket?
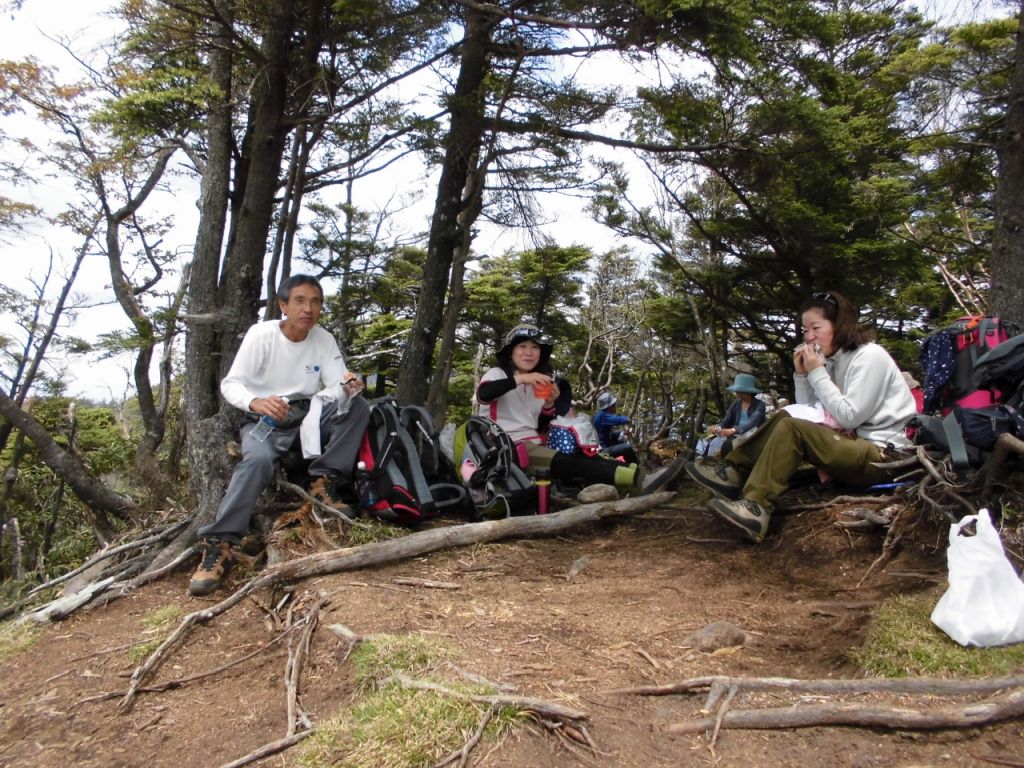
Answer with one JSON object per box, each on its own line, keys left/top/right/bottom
{"left": 686, "top": 290, "right": 916, "bottom": 542}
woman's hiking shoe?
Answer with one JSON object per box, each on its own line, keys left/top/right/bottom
{"left": 638, "top": 456, "right": 686, "bottom": 496}
{"left": 684, "top": 461, "right": 743, "bottom": 500}
{"left": 707, "top": 498, "right": 771, "bottom": 543}
{"left": 188, "top": 539, "right": 234, "bottom": 596}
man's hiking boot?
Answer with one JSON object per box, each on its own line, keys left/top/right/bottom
{"left": 311, "top": 473, "right": 358, "bottom": 508}
{"left": 707, "top": 498, "right": 771, "bottom": 543}
{"left": 685, "top": 461, "right": 743, "bottom": 500}
{"left": 188, "top": 538, "right": 234, "bottom": 596}
{"left": 637, "top": 456, "right": 686, "bottom": 496}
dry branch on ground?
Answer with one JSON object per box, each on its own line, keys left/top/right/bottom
{"left": 610, "top": 674, "right": 1024, "bottom": 737}
{"left": 117, "top": 493, "right": 673, "bottom": 709}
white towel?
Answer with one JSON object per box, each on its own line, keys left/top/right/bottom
{"left": 300, "top": 383, "right": 352, "bottom": 458}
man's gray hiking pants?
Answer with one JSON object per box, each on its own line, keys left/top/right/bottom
{"left": 198, "top": 396, "right": 370, "bottom": 542}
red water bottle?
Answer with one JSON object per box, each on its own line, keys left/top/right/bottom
{"left": 534, "top": 467, "right": 551, "bottom": 515}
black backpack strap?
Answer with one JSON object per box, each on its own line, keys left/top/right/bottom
{"left": 401, "top": 405, "right": 441, "bottom": 478}
{"left": 369, "top": 400, "right": 402, "bottom": 473}
{"left": 366, "top": 400, "right": 439, "bottom": 518}
{"left": 427, "top": 482, "right": 467, "bottom": 510}
{"left": 941, "top": 410, "right": 971, "bottom": 471}
{"left": 394, "top": 425, "right": 437, "bottom": 515}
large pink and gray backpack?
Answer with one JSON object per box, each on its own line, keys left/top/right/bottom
{"left": 921, "top": 316, "right": 1014, "bottom": 413}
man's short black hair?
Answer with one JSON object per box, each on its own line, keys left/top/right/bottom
{"left": 278, "top": 274, "right": 323, "bottom": 303}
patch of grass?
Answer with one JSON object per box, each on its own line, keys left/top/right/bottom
{"left": 127, "top": 604, "right": 183, "bottom": 663}
{"left": 349, "top": 633, "right": 454, "bottom": 690}
{"left": 140, "top": 604, "right": 182, "bottom": 630}
{"left": 127, "top": 637, "right": 163, "bottom": 664}
{"left": 0, "top": 620, "right": 39, "bottom": 662}
{"left": 297, "top": 633, "right": 524, "bottom": 768}
{"left": 342, "top": 519, "right": 407, "bottom": 547}
{"left": 851, "top": 592, "right": 1024, "bottom": 677}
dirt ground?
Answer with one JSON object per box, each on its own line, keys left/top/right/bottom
{"left": 2, "top": 485, "right": 1023, "bottom": 768}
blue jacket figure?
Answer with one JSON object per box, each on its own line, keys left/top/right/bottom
{"left": 593, "top": 392, "right": 638, "bottom": 464}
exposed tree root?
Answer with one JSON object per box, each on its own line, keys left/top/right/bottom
{"left": 432, "top": 703, "right": 497, "bottom": 768}
{"left": 667, "top": 688, "right": 1024, "bottom": 734}
{"left": 984, "top": 433, "right": 1024, "bottom": 503}
{"left": 118, "top": 493, "right": 671, "bottom": 709}
{"left": 609, "top": 674, "right": 1024, "bottom": 698}
{"left": 608, "top": 674, "right": 1024, "bottom": 737}
{"left": 855, "top": 503, "right": 910, "bottom": 588}
{"left": 79, "top": 624, "right": 297, "bottom": 704}
{"left": 277, "top": 476, "right": 365, "bottom": 528}
{"left": 394, "top": 672, "right": 589, "bottom": 724}
{"left": 284, "top": 594, "right": 322, "bottom": 735}
{"left": 215, "top": 730, "right": 314, "bottom": 768}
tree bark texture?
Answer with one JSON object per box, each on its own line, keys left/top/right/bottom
{"left": 180, "top": 0, "right": 239, "bottom": 549}
{"left": 990, "top": 2, "right": 1024, "bottom": 323}
{"left": 396, "top": 5, "right": 494, "bottom": 405}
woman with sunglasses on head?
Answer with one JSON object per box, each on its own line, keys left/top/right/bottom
{"left": 686, "top": 291, "right": 916, "bottom": 543}
{"left": 477, "top": 324, "right": 674, "bottom": 493}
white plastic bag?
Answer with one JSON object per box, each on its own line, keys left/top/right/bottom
{"left": 930, "top": 508, "right": 1024, "bottom": 647}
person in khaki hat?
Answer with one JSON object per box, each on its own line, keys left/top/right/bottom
{"left": 711, "top": 373, "right": 767, "bottom": 448}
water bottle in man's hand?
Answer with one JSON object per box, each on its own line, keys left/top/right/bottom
{"left": 252, "top": 396, "right": 288, "bottom": 442}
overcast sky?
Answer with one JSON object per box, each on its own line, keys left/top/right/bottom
{"left": 0, "top": 0, "right": 1008, "bottom": 401}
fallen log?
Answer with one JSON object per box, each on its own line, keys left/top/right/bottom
{"left": 667, "top": 687, "right": 1024, "bottom": 734}
{"left": 608, "top": 674, "right": 1024, "bottom": 736}
{"left": 264, "top": 492, "right": 672, "bottom": 584}
{"left": 608, "top": 674, "right": 1024, "bottom": 697}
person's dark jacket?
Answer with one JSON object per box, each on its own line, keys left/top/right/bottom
{"left": 719, "top": 398, "right": 766, "bottom": 435}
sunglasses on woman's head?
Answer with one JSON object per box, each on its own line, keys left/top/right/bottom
{"left": 812, "top": 291, "right": 837, "bottom": 307}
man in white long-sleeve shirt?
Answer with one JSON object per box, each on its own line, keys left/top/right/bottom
{"left": 189, "top": 275, "right": 370, "bottom": 596}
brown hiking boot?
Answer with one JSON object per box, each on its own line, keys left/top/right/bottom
{"left": 188, "top": 538, "right": 234, "bottom": 596}
{"left": 707, "top": 497, "right": 772, "bottom": 543}
{"left": 685, "top": 461, "right": 743, "bottom": 500}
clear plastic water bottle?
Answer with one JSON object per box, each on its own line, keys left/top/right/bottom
{"left": 251, "top": 414, "right": 277, "bottom": 442}
{"left": 251, "top": 396, "right": 288, "bottom": 442}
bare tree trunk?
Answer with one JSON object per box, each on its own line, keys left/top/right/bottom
{"left": 0, "top": 229, "right": 93, "bottom": 454}
{"left": 178, "top": 0, "right": 238, "bottom": 566}
{"left": 172, "top": 4, "right": 303, "bottom": 570}
{"left": 0, "top": 429, "right": 29, "bottom": 581}
{"left": 991, "top": 2, "right": 1024, "bottom": 323}
{"left": 427, "top": 247, "right": 471, "bottom": 424}
{"left": 396, "top": 5, "right": 494, "bottom": 405}
{"left": 97, "top": 145, "right": 177, "bottom": 470}
{"left": 7, "top": 517, "right": 23, "bottom": 581}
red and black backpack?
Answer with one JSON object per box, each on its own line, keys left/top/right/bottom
{"left": 356, "top": 399, "right": 465, "bottom": 524}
